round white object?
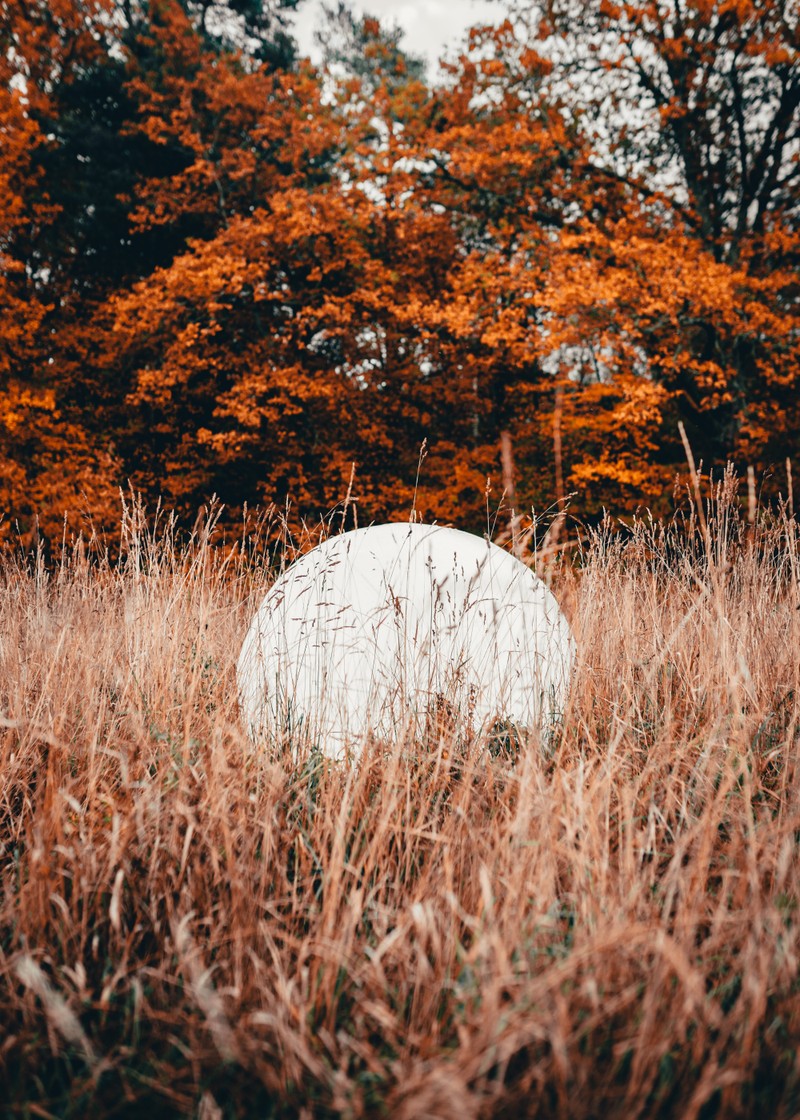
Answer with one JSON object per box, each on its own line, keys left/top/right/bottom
{"left": 237, "top": 523, "right": 575, "bottom": 758}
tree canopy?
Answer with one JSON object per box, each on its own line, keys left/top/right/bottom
{"left": 1, "top": 0, "right": 798, "bottom": 548}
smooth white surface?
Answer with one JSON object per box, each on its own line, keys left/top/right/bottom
{"left": 238, "top": 523, "right": 575, "bottom": 758}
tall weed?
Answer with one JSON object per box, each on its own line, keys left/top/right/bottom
{"left": 1, "top": 486, "right": 798, "bottom": 1118}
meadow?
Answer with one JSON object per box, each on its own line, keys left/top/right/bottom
{"left": 1, "top": 479, "right": 799, "bottom": 1118}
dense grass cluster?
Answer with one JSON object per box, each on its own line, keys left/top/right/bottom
{"left": 1, "top": 483, "right": 799, "bottom": 1118}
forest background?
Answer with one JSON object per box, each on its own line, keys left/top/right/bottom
{"left": 1, "top": 0, "right": 798, "bottom": 550}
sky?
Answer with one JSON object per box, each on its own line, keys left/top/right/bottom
{"left": 289, "top": 0, "right": 504, "bottom": 78}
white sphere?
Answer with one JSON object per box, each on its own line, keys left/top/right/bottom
{"left": 237, "top": 522, "right": 575, "bottom": 758}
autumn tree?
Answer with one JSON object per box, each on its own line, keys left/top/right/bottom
{"left": 0, "top": 0, "right": 127, "bottom": 547}
{"left": 523, "top": 0, "right": 800, "bottom": 255}
{"left": 2, "top": 0, "right": 797, "bottom": 545}
{"left": 497, "top": 0, "right": 800, "bottom": 506}
{"left": 0, "top": 0, "right": 311, "bottom": 546}
{"left": 102, "top": 16, "right": 596, "bottom": 531}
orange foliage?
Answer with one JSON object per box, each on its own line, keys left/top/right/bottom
{"left": 0, "top": 0, "right": 121, "bottom": 545}
{"left": 1, "top": 1, "right": 797, "bottom": 545}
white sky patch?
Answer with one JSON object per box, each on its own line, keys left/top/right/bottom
{"left": 290, "top": 0, "right": 503, "bottom": 79}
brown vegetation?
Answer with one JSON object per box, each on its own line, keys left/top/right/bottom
{"left": 1, "top": 481, "right": 799, "bottom": 1118}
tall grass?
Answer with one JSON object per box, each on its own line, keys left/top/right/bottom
{"left": 1, "top": 482, "right": 799, "bottom": 1118}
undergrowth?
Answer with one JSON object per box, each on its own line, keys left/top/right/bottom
{"left": 1, "top": 478, "right": 799, "bottom": 1118}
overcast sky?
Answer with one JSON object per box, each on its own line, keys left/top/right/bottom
{"left": 289, "top": 0, "right": 504, "bottom": 78}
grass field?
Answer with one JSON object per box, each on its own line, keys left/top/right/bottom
{"left": 2, "top": 482, "right": 799, "bottom": 1118}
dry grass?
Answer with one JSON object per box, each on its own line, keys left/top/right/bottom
{"left": 1, "top": 482, "right": 799, "bottom": 1119}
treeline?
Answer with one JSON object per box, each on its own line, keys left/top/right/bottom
{"left": 1, "top": 0, "right": 798, "bottom": 547}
